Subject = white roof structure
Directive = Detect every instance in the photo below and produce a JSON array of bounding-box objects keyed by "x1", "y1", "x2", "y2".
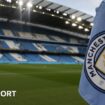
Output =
[{"x1": 48, "y1": 0, "x2": 102, "y2": 16}]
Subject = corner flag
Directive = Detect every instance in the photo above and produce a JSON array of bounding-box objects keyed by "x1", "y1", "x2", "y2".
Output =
[{"x1": 79, "y1": 1, "x2": 105, "y2": 105}]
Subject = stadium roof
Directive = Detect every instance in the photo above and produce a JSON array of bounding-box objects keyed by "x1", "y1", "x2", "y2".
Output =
[
  {"x1": 32, "y1": 0, "x2": 94, "y2": 22},
  {"x1": 0, "y1": 0, "x2": 95, "y2": 35},
  {"x1": 47, "y1": 0, "x2": 102, "y2": 16},
  {"x1": 0, "y1": 0, "x2": 94, "y2": 22}
]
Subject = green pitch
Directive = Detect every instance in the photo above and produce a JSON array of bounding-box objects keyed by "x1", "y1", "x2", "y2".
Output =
[{"x1": 0, "y1": 64, "x2": 87, "y2": 105}]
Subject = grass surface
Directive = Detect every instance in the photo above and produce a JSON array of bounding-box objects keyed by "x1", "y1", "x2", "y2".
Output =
[{"x1": 0, "y1": 64, "x2": 87, "y2": 105}]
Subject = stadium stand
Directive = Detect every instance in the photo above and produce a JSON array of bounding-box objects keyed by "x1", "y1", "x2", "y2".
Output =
[{"x1": 0, "y1": 21, "x2": 87, "y2": 64}]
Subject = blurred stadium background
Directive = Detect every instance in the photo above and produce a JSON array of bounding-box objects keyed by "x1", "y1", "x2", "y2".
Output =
[{"x1": 0, "y1": 0, "x2": 94, "y2": 105}]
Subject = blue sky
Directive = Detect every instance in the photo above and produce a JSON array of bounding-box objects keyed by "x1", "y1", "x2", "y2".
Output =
[{"x1": 48, "y1": 0, "x2": 102, "y2": 16}]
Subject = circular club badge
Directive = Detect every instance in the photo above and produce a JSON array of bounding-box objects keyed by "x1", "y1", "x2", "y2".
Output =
[{"x1": 85, "y1": 32, "x2": 105, "y2": 92}]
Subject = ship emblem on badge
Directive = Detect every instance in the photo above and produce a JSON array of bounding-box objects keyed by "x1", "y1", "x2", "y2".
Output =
[{"x1": 85, "y1": 32, "x2": 105, "y2": 93}]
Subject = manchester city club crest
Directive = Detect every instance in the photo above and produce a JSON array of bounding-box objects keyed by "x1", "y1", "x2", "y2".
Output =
[{"x1": 85, "y1": 31, "x2": 105, "y2": 93}]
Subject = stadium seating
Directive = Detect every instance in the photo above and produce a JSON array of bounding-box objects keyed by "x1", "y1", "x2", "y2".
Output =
[{"x1": 0, "y1": 21, "x2": 87, "y2": 64}]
